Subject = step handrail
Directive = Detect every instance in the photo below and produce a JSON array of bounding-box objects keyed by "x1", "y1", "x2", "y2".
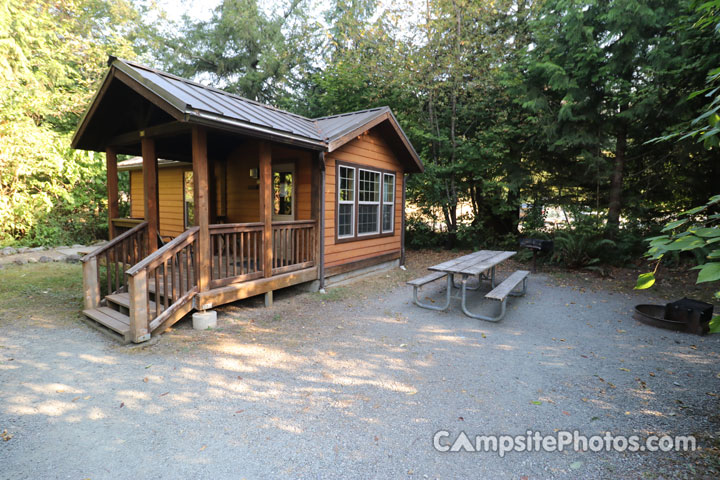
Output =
[
  {"x1": 125, "y1": 226, "x2": 200, "y2": 343},
  {"x1": 81, "y1": 221, "x2": 148, "y2": 263},
  {"x1": 126, "y1": 226, "x2": 199, "y2": 276}
]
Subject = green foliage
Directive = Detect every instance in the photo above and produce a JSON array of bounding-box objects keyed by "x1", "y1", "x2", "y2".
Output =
[
  {"x1": 522, "y1": 0, "x2": 720, "y2": 229},
  {"x1": 551, "y1": 228, "x2": 617, "y2": 272},
  {"x1": 0, "y1": 0, "x2": 142, "y2": 247},
  {"x1": 405, "y1": 215, "x2": 444, "y2": 250},
  {"x1": 147, "y1": 0, "x2": 319, "y2": 105},
  {"x1": 636, "y1": 194, "x2": 720, "y2": 298}
]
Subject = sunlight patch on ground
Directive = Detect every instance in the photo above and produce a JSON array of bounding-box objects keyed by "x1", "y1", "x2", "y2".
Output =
[{"x1": 78, "y1": 353, "x2": 117, "y2": 365}]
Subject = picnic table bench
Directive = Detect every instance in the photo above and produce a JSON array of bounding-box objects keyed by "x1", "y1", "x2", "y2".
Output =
[{"x1": 408, "y1": 250, "x2": 529, "y2": 322}]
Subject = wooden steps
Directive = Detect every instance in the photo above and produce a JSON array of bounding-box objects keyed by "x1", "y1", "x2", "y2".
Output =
[
  {"x1": 105, "y1": 292, "x2": 162, "y2": 314},
  {"x1": 83, "y1": 292, "x2": 167, "y2": 343},
  {"x1": 82, "y1": 306, "x2": 131, "y2": 343}
]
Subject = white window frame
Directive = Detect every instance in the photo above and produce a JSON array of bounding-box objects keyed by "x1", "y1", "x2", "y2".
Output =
[
  {"x1": 337, "y1": 165, "x2": 355, "y2": 238},
  {"x1": 357, "y1": 168, "x2": 381, "y2": 236},
  {"x1": 382, "y1": 173, "x2": 395, "y2": 233}
]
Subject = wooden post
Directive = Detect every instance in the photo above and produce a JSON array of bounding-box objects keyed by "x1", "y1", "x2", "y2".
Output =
[
  {"x1": 192, "y1": 126, "x2": 211, "y2": 293},
  {"x1": 82, "y1": 257, "x2": 100, "y2": 310},
  {"x1": 128, "y1": 270, "x2": 150, "y2": 343},
  {"x1": 106, "y1": 147, "x2": 119, "y2": 239},
  {"x1": 259, "y1": 141, "x2": 273, "y2": 279},
  {"x1": 313, "y1": 152, "x2": 326, "y2": 288},
  {"x1": 401, "y1": 173, "x2": 406, "y2": 266},
  {"x1": 141, "y1": 137, "x2": 159, "y2": 253}
]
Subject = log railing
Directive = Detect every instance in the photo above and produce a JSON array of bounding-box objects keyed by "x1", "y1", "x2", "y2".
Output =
[
  {"x1": 271, "y1": 220, "x2": 316, "y2": 275},
  {"x1": 81, "y1": 222, "x2": 148, "y2": 310},
  {"x1": 209, "y1": 223, "x2": 264, "y2": 288},
  {"x1": 125, "y1": 227, "x2": 199, "y2": 342}
]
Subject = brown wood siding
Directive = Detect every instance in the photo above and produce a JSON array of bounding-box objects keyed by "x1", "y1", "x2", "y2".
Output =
[
  {"x1": 130, "y1": 170, "x2": 144, "y2": 218},
  {"x1": 324, "y1": 129, "x2": 404, "y2": 269},
  {"x1": 225, "y1": 142, "x2": 260, "y2": 223},
  {"x1": 129, "y1": 168, "x2": 185, "y2": 238},
  {"x1": 127, "y1": 141, "x2": 314, "y2": 241}
]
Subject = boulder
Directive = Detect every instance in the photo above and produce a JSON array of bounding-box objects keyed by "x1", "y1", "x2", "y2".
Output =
[
  {"x1": 1, "y1": 247, "x2": 17, "y2": 256},
  {"x1": 17, "y1": 247, "x2": 30, "y2": 254},
  {"x1": 14, "y1": 258, "x2": 27, "y2": 265},
  {"x1": 38, "y1": 256, "x2": 53, "y2": 263},
  {"x1": 27, "y1": 257, "x2": 38, "y2": 264},
  {"x1": 65, "y1": 254, "x2": 82, "y2": 263}
]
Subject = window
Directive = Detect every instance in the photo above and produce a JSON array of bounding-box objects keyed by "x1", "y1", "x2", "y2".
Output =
[
  {"x1": 336, "y1": 163, "x2": 396, "y2": 240},
  {"x1": 358, "y1": 169, "x2": 380, "y2": 235},
  {"x1": 338, "y1": 166, "x2": 355, "y2": 238},
  {"x1": 382, "y1": 173, "x2": 395, "y2": 233},
  {"x1": 183, "y1": 170, "x2": 195, "y2": 228},
  {"x1": 273, "y1": 166, "x2": 294, "y2": 220}
]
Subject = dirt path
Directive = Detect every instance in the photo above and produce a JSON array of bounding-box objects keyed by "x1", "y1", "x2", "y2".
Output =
[{"x1": 1, "y1": 255, "x2": 719, "y2": 479}]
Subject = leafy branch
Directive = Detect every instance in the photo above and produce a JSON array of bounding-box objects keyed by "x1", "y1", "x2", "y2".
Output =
[{"x1": 635, "y1": 194, "x2": 720, "y2": 299}]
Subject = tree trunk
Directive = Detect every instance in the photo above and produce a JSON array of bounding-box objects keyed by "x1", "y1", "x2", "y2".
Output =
[{"x1": 607, "y1": 123, "x2": 627, "y2": 234}]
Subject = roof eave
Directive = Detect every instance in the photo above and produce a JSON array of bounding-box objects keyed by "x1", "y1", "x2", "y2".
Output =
[
  {"x1": 185, "y1": 110, "x2": 327, "y2": 150},
  {"x1": 325, "y1": 110, "x2": 424, "y2": 173}
]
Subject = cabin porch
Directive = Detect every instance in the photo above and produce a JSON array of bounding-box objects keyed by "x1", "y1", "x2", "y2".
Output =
[
  {"x1": 81, "y1": 219, "x2": 318, "y2": 343},
  {"x1": 81, "y1": 121, "x2": 325, "y2": 343}
]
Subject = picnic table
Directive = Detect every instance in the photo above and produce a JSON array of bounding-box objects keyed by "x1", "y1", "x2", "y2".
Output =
[{"x1": 408, "y1": 250, "x2": 529, "y2": 322}]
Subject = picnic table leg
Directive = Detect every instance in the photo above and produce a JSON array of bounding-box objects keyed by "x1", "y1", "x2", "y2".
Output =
[
  {"x1": 460, "y1": 275, "x2": 507, "y2": 322},
  {"x1": 490, "y1": 267, "x2": 496, "y2": 288},
  {"x1": 412, "y1": 274, "x2": 452, "y2": 311},
  {"x1": 451, "y1": 273, "x2": 480, "y2": 291},
  {"x1": 508, "y1": 277, "x2": 528, "y2": 297}
]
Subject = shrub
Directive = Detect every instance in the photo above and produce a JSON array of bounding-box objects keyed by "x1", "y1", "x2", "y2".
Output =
[{"x1": 405, "y1": 214, "x2": 444, "y2": 249}]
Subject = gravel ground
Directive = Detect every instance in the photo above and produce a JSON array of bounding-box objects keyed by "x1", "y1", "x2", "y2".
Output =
[{"x1": 1, "y1": 259, "x2": 719, "y2": 479}]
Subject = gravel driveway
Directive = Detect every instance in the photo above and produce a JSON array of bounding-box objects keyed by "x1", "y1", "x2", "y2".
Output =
[{"x1": 1, "y1": 261, "x2": 719, "y2": 479}]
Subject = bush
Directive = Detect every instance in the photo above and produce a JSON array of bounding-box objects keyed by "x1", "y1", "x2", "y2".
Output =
[
  {"x1": 551, "y1": 228, "x2": 616, "y2": 271},
  {"x1": 405, "y1": 214, "x2": 444, "y2": 249}
]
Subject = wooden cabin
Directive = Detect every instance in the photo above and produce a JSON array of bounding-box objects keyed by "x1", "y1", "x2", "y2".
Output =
[{"x1": 72, "y1": 57, "x2": 423, "y2": 343}]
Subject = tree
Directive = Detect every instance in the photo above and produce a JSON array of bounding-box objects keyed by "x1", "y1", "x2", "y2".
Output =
[
  {"x1": 148, "y1": 0, "x2": 318, "y2": 104},
  {"x1": 0, "y1": 0, "x2": 142, "y2": 245},
  {"x1": 522, "y1": 0, "x2": 720, "y2": 234}
]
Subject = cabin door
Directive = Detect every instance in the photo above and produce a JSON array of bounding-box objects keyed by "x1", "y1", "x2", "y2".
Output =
[{"x1": 272, "y1": 163, "x2": 295, "y2": 221}]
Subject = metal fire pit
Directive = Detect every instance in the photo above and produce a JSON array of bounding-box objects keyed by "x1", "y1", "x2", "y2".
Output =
[
  {"x1": 634, "y1": 299, "x2": 712, "y2": 336},
  {"x1": 519, "y1": 238, "x2": 554, "y2": 272}
]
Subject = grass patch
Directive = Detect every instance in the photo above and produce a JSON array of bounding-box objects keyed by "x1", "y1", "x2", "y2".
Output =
[{"x1": 0, "y1": 263, "x2": 83, "y2": 322}]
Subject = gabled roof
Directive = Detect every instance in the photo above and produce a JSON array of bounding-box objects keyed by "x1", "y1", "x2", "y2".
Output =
[{"x1": 72, "y1": 57, "x2": 423, "y2": 172}]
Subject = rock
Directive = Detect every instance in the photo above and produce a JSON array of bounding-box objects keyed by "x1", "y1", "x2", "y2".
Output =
[
  {"x1": 30, "y1": 246, "x2": 45, "y2": 252},
  {"x1": 27, "y1": 257, "x2": 38, "y2": 264},
  {"x1": 38, "y1": 256, "x2": 53, "y2": 263},
  {"x1": 1, "y1": 247, "x2": 17, "y2": 256},
  {"x1": 65, "y1": 254, "x2": 81, "y2": 263},
  {"x1": 17, "y1": 247, "x2": 30, "y2": 254},
  {"x1": 71, "y1": 244, "x2": 84, "y2": 249},
  {"x1": 14, "y1": 258, "x2": 27, "y2": 265}
]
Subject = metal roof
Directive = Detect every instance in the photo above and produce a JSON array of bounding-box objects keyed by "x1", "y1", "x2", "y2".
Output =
[
  {"x1": 315, "y1": 107, "x2": 391, "y2": 141},
  {"x1": 73, "y1": 57, "x2": 423, "y2": 172}
]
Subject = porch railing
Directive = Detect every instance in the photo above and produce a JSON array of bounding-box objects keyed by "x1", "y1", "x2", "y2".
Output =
[
  {"x1": 209, "y1": 223, "x2": 264, "y2": 288},
  {"x1": 271, "y1": 220, "x2": 316, "y2": 275},
  {"x1": 125, "y1": 226, "x2": 199, "y2": 342},
  {"x1": 81, "y1": 221, "x2": 148, "y2": 309}
]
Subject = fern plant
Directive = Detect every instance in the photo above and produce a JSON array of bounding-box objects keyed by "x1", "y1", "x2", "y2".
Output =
[{"x1": 551, "y1": 229, "x2": 617, "y2": 273}]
